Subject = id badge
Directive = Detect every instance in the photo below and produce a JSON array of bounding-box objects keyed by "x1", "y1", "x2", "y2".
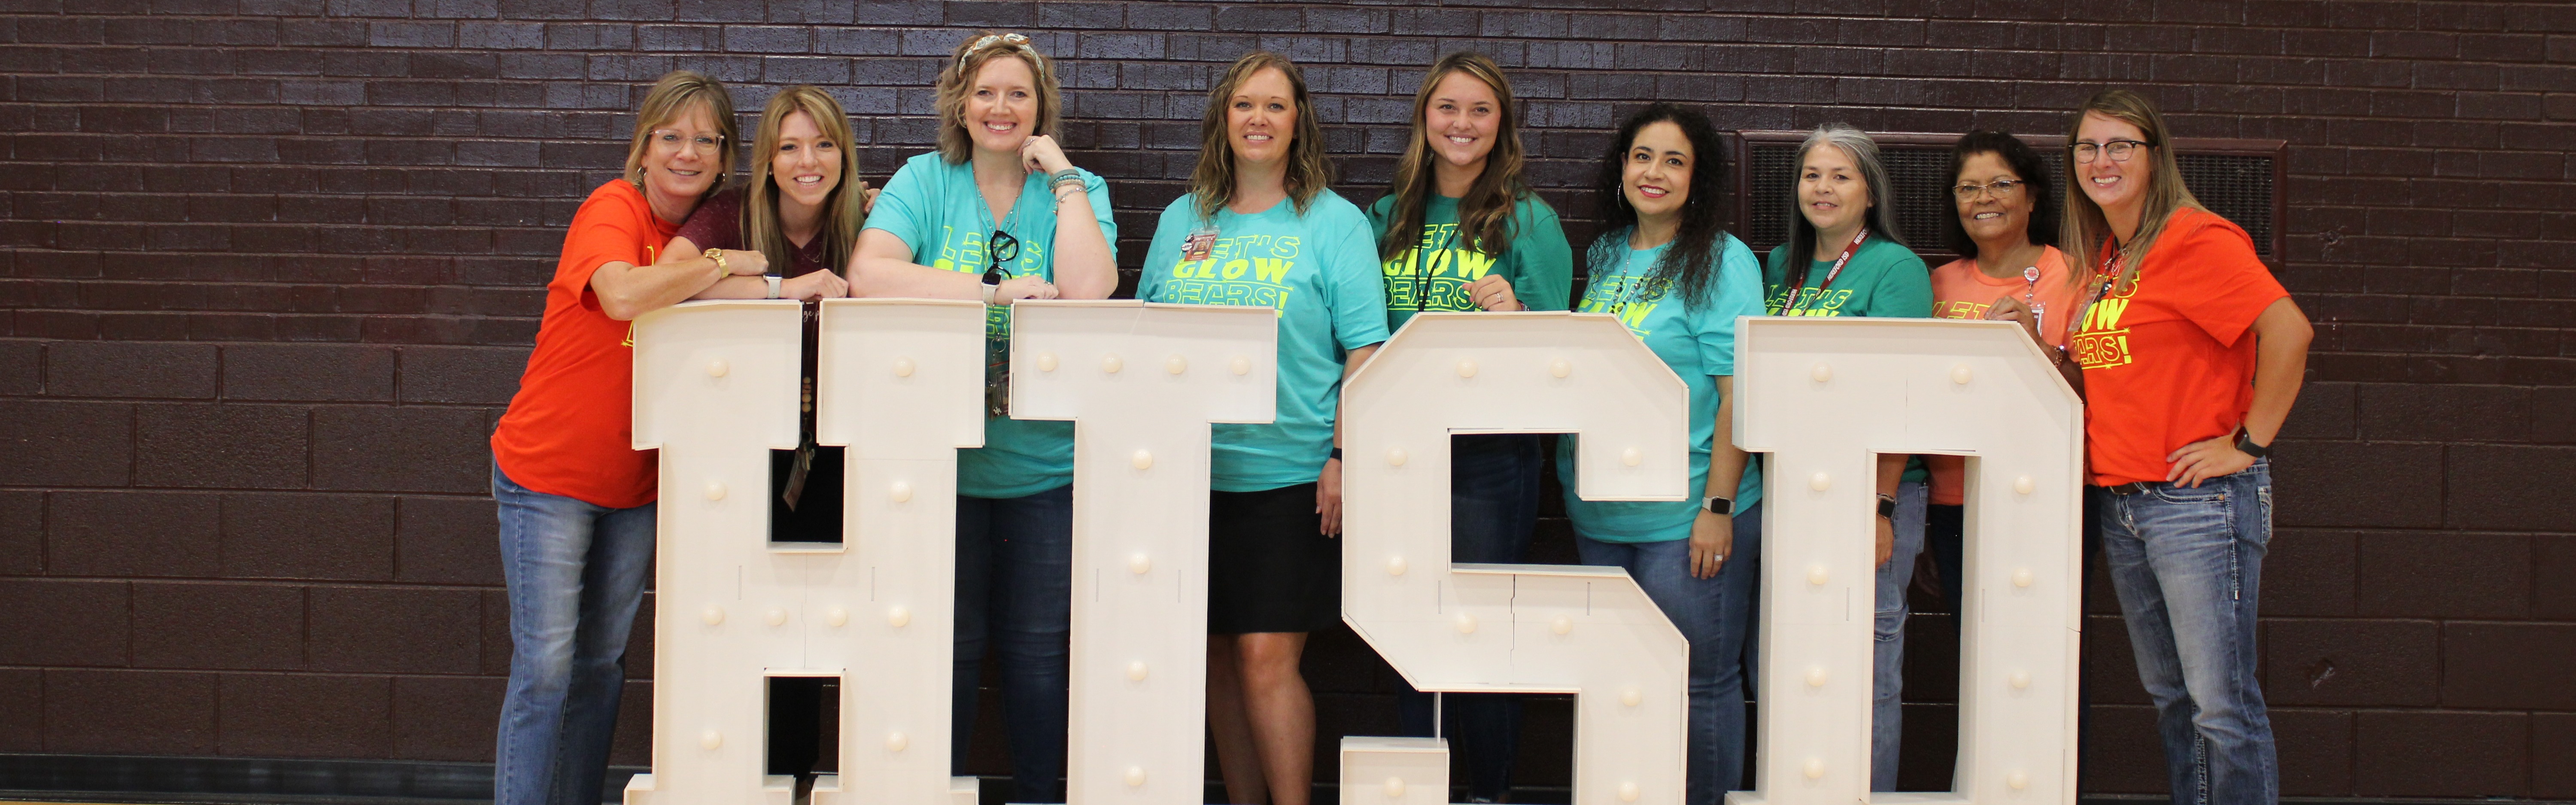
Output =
[{"x1": 1181, "y1": 226, "x2": 1218, "y2": 264}]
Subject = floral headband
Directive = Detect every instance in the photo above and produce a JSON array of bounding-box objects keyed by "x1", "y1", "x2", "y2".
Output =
[{"x1": 958, "y1": 33, "x2": 1046, "y2": 78}]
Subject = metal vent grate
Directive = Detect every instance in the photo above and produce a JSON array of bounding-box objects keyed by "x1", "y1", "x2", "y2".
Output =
[{"x1": 1740, "y1": 134, "x2": 2281, "y2": 265}]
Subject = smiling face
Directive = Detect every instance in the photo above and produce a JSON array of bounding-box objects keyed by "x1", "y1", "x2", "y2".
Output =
[
  {"x1": 1227, "y1": 67, "x2": 1297, "y2": 167},
  {"x1": 1797, "y1": 142, "x2": 1870, "y2": 235},
  {"x1": 1422, "y1": 70, "x2": 1500, "y2": 175},
  {"x1": 1620, "y1": 120, "x2": 1693, "y2": 222},
  {"x1": 1953, "y1": 150, "x2": 2033, "y2": 249},
  {"x1": 641, "y1": 101, "x2": 724, "y2": 205},
  {"x1": 769, "y1": 109, "x2": 842, "y2": 211},
  {"x1": 962, "y1": 55, "x2": 1039, "y2": 155},
  {"x1": 2074, "y1": 112, "x2": 2151, "y2": 219}
]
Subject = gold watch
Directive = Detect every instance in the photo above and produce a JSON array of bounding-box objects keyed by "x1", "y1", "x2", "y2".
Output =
[{"x1": 705, "y1": 247, "x2": 727, "y2": 272}]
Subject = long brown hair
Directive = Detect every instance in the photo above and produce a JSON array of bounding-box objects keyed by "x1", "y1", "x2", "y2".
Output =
[
  {"x1": 2061, "y1": 89, "x2": 2205, "y2": 292},
  {"x1": 1188, "y1": 52, "x2": 1331, "y2": 221},
  {"x1": 623, "y1": 70, "x2": 738, "y2": 191},
  {"x1": 933, "y1": 31, "x2": 1061, "y2": 165},
  {"x1": 741, "y1": 86, "x2": 865, "y2": 275},
  {"x1": 1379, "y1": 51, "x2": 1525, "y2": 262}
]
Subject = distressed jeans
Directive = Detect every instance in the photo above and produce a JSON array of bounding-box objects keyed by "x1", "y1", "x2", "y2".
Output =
[
  {"x1": 2098, "y1": 462, "x2": 2278, "y2": 805},
  {"x1": 492, "y1": 462, "x2": 657, "y2": 805},
  {"x1": 1870, "y1": 481, "x2": 1929, "y2": 790},
  {"x1": 1577, "y1": 500, "x2": 1763, "y2": 804}
]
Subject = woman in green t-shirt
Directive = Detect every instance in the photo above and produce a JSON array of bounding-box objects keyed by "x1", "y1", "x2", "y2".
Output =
[
  {"x1": 1761, "y1": 123, "x2": 1934, "y2": 791},
  {"x1": 1361, "y1": 50, "x2": 1572, "y2": 803},
  {"x1": 846, "y1": 30, "x2": 1119, "y2": 805}
]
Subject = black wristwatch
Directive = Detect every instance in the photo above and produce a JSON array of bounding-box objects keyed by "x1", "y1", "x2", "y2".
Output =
[
  {"x1": 2233, "y1": 429, "x2": 2271, "y2": 459},
  {"x1": 1328, "y1": 447, "x2": 1343, "y2": 462},
  {"x1": 1701, "y1": 495, "x2": 1733, "y2": 516},
  {"x1": 1876, "y1": 493, "x2": 1898, "y2": 520}
]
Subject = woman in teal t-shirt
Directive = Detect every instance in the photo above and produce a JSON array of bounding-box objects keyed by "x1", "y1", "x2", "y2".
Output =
[
  {"x1": 1761, "y1": 123, "x2": 1934, "y2": 791},
  {"x1": 1136, "y1": 52, "x2": 1388, "y2": 805},
  {"x1": 1360, "y1": 50, "x2": 1571, "y2": 802},
  {"x1": 845, "y1": 31, "x2": 1116, "y2": 804},
  {"x1": 1559, "y1": 103, "x2": 1766, "y2": 805}
]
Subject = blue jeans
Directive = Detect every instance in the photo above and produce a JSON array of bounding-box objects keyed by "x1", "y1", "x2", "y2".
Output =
[
  {"x1": 1871, "y1": 481, "x2": 1929, "y2": 790},
  {"x1": 492, "y1": 462, "x2": 657, "y2": 805},
  {"x1": 2098, "y1": 462, "x2": 2278, "y2": 805},
  {"x1": 1397, "y1": 434, "x2": 1542, "y2": 800},
  {"x1": 1576, "y1": 501, "x2": 1762, "y2": 805},
  {"x1": 952, "y1": 484, "x2": 1075, "y2": 803}
]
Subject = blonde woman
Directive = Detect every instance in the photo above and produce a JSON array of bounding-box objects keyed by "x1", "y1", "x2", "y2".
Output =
[
  {"x1": 849, "y1": 31, "x2": 1116, "y2": 803},
  {"x1": 1365, "y1": 49, "x2": 1571, "y2": 802},
  {"x1": 488, "y1": 70, "x2": 740, "y2": 805},
  {"x1": 1136, "y1": 52, "x2": 1387, "y2": 805},
  {"x1": 2057, "y1": 89, "x2": 2310, "y2": 804}
]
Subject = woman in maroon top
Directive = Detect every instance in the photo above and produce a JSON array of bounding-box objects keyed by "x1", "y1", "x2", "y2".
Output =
[{"x1": 655, "y1": 85, "x2": 871, "y2": 778}]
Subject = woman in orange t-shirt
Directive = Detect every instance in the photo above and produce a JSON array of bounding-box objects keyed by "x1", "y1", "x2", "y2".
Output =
[
  {"x1": 2048, "y1": 90, "x2": 2312, "y2": 803},
  {"x1": 485, "y1": 71, "x2": 755, "y2": 805}
]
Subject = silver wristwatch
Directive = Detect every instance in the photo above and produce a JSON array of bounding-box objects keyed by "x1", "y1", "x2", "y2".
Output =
[{"x1": 1701, "y1": 495, "x2": 1733, "y2": 516}]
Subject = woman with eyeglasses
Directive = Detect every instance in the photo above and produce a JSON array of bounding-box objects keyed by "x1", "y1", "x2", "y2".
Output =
[
  {"x1": 1919, "y1": 130, "x2": 2079, "y2": 610},
  {"x1": 1760, "y1": 123, "x2": 1932, "y2": 791},
  {"x1": 1136, "y1": 52, "x2": 1388, "y2": 805},
  {"x1": 848, "y1": 30, "x2": 1118, "y2": 804},
  {"x1": 1562, "y1": 103, "x2": 1765, "y2": 803},
  {"x1": 1364, "y1": 49, "x2": 1571, "y2": 803},
  {"x1": 488, "y1": 70, "x2": 740, "y2": 805},
  {"x1": 2054, "y1": 89, "x2": 2310, "y2": 804}
]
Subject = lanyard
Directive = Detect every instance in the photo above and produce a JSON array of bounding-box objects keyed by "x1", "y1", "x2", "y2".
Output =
[
  {"x1": 2071, "y1": 240, "x2": 2123, "y2": 338},
  {"x1": 1780, "y1": 228, "x2": 1868, "y2": 313},
  {"x1": 1414, "y1": 223, "x2": 1463, "y2": 312}
]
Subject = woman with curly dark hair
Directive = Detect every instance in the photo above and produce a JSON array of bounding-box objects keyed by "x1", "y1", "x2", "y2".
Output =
[{"x1": 1558, "y1": 102, "x2": 1765, "y2": 803}]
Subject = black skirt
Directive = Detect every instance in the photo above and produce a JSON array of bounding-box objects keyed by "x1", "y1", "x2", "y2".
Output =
[{"x1": 1206, "y1": 482, "x2": 1342, "y2": 634}]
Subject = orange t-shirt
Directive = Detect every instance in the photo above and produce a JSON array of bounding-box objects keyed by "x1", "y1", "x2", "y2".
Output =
[
  {"x1": 2073, "y1": 207, "x2": 2288, "y2": 487},
  {"x1": 1926, "y1": 246, "x2": 2083, "y2": 504},
  {"x1": 490, "y1": 180, "x2": 678, "y2": 508}
]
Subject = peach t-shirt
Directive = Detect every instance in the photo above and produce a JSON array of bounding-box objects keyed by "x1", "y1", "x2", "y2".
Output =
[{"x1": 1926, "y1": 246, "x2": 2081, "y2": 506}]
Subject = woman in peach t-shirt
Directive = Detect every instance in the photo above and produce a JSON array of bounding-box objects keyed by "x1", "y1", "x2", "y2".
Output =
[{"x1": 1920, "y1": 130, "x2": 2084, "y2": 611}]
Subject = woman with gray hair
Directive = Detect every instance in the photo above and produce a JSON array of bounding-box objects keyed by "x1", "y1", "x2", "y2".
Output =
[{"x1": 1760, "y1": 122, "x2": 1933, "y2": 791}]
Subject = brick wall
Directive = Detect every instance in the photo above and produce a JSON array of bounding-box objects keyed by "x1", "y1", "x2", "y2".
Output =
[{"x1": 1, "y1": 0, "x2": 2571, "y2": 797}]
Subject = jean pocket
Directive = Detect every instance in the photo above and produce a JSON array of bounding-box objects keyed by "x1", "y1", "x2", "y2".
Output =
[{"x1": 2147, "y1": 483, "x2": 2228, "y2": 505}]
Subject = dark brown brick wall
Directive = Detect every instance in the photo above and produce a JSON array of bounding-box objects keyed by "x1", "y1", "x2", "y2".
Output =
[{"x1": 2, "y1": 0, "x2": 2570, "y2": 797}]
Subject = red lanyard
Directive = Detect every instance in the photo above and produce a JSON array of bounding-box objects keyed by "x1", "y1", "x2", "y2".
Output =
[{"x1": 1781, "y1": 228, "x2": 1868, "y2": 313}]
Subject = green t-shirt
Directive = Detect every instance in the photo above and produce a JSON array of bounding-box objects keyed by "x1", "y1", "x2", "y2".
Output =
[
  {"x1": 1137, "y1": 191, "x2": 1391, "y2": 492},
  {"x1": 1364, "y1": 191, "x2": 1574, "y2": 331},
  {"x1": 1556, "y1": 233, "x2": 1768, "y2": 544},
  {"x1": 1762, "y1": 233, "x2": 1936, "y2": 483},
  {"x1": 865, "y1": 150, "x2": 1117, "y2": 499}
]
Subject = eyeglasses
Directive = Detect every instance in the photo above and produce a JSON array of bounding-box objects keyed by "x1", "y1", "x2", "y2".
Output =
[
  {"x1": 982, "y1": 230, "x2": 1021, "y2": 285},
  {"x1": 1952, "y1": 179, "x2": 2026, "y2": 200},
  {"x1": 2071, "y1": 140, "x2": 2148, "y2": 164},
  {"x1": 651, "y1": 129, "x2": 724, "y2": 155}
]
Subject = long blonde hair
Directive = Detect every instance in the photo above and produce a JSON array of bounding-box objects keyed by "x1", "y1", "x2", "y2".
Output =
[
  {"x1": 1188, "y1": 52, "x2": 1332, "y2": 221},
  {"x1": 933, "y1": 31, "x2": 1061, "y2": 165},
  {"x1": 2061, "y1": 89, "x2": 2205, "y2": 292},
  {"x1": 623, "y1": 71, "x2": 738, "y2": 192},
  {"x1": 741, "y1": 86, "x2": 865, "y2": 275},
  {"x1": 1379, "y1": 51, "x2": 1526, "y2": 261}
]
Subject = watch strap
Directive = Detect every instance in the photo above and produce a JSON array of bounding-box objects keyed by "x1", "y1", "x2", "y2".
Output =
[
  {"x1": 1702, "y1": 495, "x2": 1734, "y2": 516},
  {"x1": 1876, "y1": 493, "x2": 1898, "y2": 520},
  {"x1": 763, "y1": 275, "x2": 781, "y2": 299},
  {"x1": 2234, "y1": 429, "x2": 2271, "y2": 459}
]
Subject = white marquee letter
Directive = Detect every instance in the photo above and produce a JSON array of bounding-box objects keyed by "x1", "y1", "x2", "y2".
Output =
[
  {"x1": 1340, "y1": 313, "x2": 1694, "y2": 805},
  {"x1": 1727, "y1": 318, "x2": 2080, "y2": 805},
  {"x1": 1006, "y1": 300, "x2": 1279, "y2": 805}
]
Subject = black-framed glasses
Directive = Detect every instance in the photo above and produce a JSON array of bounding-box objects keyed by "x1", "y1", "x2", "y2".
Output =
[
  {"x1": 982, "y1": 230, "x2": 1021, "y2": 285},
  {"x1": 2072, "y1": 140, "x2": 2148, "y2": 164},
  {"x1": 1952, "y1": 179, "x2": 2026, "y2": 200}
]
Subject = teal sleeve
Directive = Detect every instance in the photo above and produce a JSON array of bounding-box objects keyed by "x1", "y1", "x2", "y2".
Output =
[
  {"x1": 1364, "y1": 194, "x2": 1392, "y2": 249},
  {"x1": 864, "y1": 160, "x2": 935, "y2": 255},
  {"x1": 1080, "y1": 169, "x2": 1116, "y2": 246},
  {"x1": 1875, "y1": 251, "x2": 1935, "y2": 318},
  {"x1": 1695, "y1": 239, "x2": 1767, "y2": 377},
  {"x1": 1326, "y1": 213, "x2": 1392, "y2": 349},
  {"x1": 1135, "y1": 202, "x2": 1185, "y2": 301},
  {"x1": 1510, "y1": 200, "x2": 1575, "y2": 311}
]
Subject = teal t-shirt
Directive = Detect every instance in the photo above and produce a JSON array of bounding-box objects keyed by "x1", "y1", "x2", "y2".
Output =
[
  {"x1": 1364, "y1": 191, "x2": 1575, "y2": 331},
  {"x1": 1762, "y1": 233, "x2": 1935, "y2": 483},
  {"x1": 1556, "y1": 232, "x2": 1768, "y2": 544},
  {"x1": 1137, "y1": 191, "x2": 1391, "y2": 492},
  {"x1": 865, "y1": 150, "x2": 1117, "y2": 498}
]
